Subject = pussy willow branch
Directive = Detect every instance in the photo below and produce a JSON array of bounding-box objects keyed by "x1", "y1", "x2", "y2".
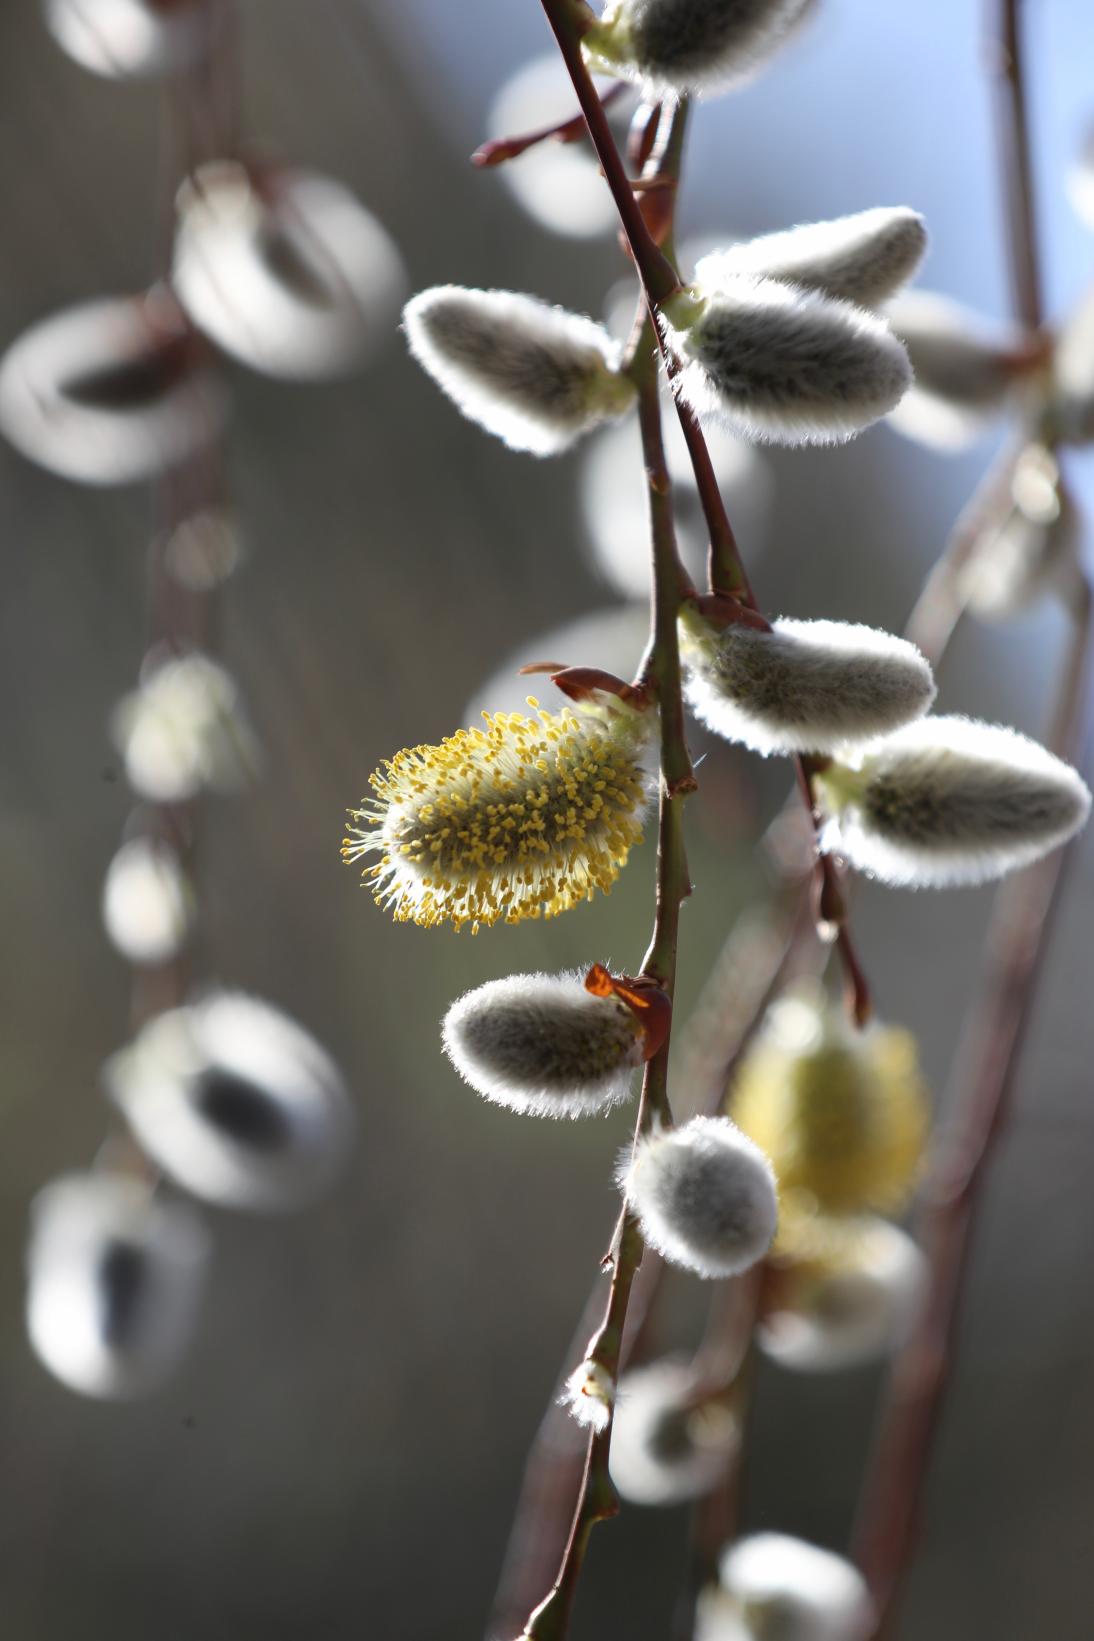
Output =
[
  {"x1": 472, "y1": 82, "x2": 627, "y2": 166},
  {"x1": 991, "y1": 0, "x2": 1043, "y2": 331},
  {"x1": 850, "y1": 5, "x2": 1067, "y2": 1622},
  {"x1": 852, "y1": 578, "x2": 1093, "y2": 1638},
  {"x1": 488, "y1": 892, "x2": 810, "y2": 1640},
  {"x1": 669, "y1": 1268, "x2": 766, "y2": 1641},
  {"x1": 538, "y1": 0, "x2": 872, "y2": 1026},
  {"x1": 129, "y1": 22, "x2": 235, "y2": 1050},
  {"x1": 517, "y1": 324, "x2": 694, "y2": 1641}
]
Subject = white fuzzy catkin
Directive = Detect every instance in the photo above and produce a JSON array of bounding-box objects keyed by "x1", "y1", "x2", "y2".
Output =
[
  {"x1": 588, "y1": 0, "x2": 812, "y2": 97},
  {"x1": 442, "y1": 970, "x2": 645, "y2": 1118},
  {"x1": 666, "y1": 276, "x2": 911, "y2": 446},
  {"x1": 696, "y1": 208, "x2": 927, "y2": 310},
  {"x1": 680, "y1": 612, "x2": 936, "y2": 756},
  {"x1": 609, "y1": 1358, "x2": 738, "y2": 1505},
  {"x1": 717, "y1": 1534, "x2": 874, "y2": 1641},
  {"x1": 402, "y1": 287, "x2": 635, "y2": 455},
  {"x1": 885, "y1": 290, "x2": 1029, "y2": 448},
  {"x1": 26, "y1": 1173, "x2": 210, "y2": 1400},
  {"x1": 620, "y1": 1116, "x2": 778, "y2": 1277},
  {"x1": 105, "y1": 993, "x2": 354, "y2": 1212},
  {"x1": 758, "y1": 1219, "x2": 926, "y2": 1373},
  {"x1": 816, "y1": 715, "x2": 1091, "y2": 889}
]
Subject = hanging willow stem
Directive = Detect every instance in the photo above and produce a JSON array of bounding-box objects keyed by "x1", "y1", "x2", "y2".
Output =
[
  {"x1": 517, "y1": 308, "x2": 694, "y2": 1641},
  {"x1": 850, "y1": 4, "x2": 1084, "y2": 1629},
  {"x1": 537, "y1": 0, "x2": 872, "y2": 1026},
  {"x1": 852, "y1": 580, "x2": 1093, "y2": 1637}
]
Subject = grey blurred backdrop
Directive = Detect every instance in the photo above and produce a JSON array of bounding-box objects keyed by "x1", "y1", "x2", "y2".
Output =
[{"x1": 3, "y1": 1, "x2": 1094, "y2": 1637}]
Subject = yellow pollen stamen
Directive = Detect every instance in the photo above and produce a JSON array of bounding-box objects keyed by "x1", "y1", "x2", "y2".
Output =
[{"x1": 342, "y1": 707, "x2": 652, "y2": 931}]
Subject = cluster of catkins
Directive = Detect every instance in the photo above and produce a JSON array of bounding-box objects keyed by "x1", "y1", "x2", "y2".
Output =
[
  {"x1": 338, "y1": 1, "x2": 1094, "y2": 1633},
  {"x1": 5, "y1": 0, "x2": 406, "y2": 1398}
]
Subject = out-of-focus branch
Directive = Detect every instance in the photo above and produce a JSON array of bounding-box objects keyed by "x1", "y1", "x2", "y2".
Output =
[{"x1": 989, "y1": 0, "x2": 1043, "y2": 331}]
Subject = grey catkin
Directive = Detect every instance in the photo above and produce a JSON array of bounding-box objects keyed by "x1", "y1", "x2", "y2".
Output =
[
  {"x1": 681, "y1": 613, "x2": 936, "y2": 755},
  {"x1": 817, "y1": 716, "x2": 1092, "y2": 888},
  {"x1": 667, "y1": 275, "x2": 912, "y2": 446},
  {"x1": 590, "y1": 0, "x2": 813, "y2": 96},
  {"x1": 402, "y1": 286, "x2": 634, "y2": 455},
  {"x1": 620, "y1": 1116, "x2": 778, "y2": 1277},
  {"x1": 442, "y1": 970, "x2": 644, "y2": 1118},
  {"x1": 696, "y1": 207, "x2": 928, "y2": 310}
]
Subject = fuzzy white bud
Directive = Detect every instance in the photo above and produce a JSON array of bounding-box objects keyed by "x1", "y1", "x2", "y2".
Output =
[
  {"x1": 587, "y1": 0, "x2": 812, "y2": 97},
  {"x1": 173, "y1": 162, "x2": 405, "y2": 380},
  {"x1": 403, "y1": 287, "x2": 635, "y2": 455},
  {"x1": 26, "y1": 1173, "x2": 210, "y2": 1400},
  {"x1": 716, "y1": 1534, "x2": 874, "y2": 1641},
  {"x1": 759, "y1": 1219, "x2": 926, "y2": 1373},
  {"x1": 561, "y1": 1358, "x2": 615, "y2": 1432},
  {"x1": 665, "y1": 277, "x2": 911, "y2": 446},
  {"x1": 620, "y1": 1116, "x2": 778, "y2": 1278},
  {"x1": 885, "y1": 290, "x2": 1031, "y2": 449},
  {"x1": 442, "y1": 970, "x2": 645, "y2": 1118},
  {"x1": 609, "y1": 1358, "x2": 738, "y2": 1505},
  {"x1": 680, "y1": 611, "x2": 936, "y2": 756},
  {"x1": 816, "y1": 715, "x2": 1091, "y2": 889},
  {"x1": 696, "y1": 208, "x2": 927, "y2": 310},
  {"x1": 104, "y1": 993, "x2": 354, "y2": 1212}
]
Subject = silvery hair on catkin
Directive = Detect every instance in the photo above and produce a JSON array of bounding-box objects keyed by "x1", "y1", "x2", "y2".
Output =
[
  {"x1": 442, "y1": 969, "x2": 645, "y2": 1118},
  {"x1": 681, "y1": 614, "x2": 937, "y2": 756},
  {"x1": 402, "y1": 286, "x2": 634, "y2": 456},
  {"x1": 696, "y1": 206, "x2": 928, "y2": 310},
  {"x1": 817, "y1": 715, "x2": 1092, "y2": 888},
  {"x1": 592, "y1": 0, "x2": 813, "y2": 96},
  {"x1": 619, "y1": 1115, "x2": 778, "y2": 1277},
  {"x1": 667, "y1": 275, "x2": 912, "y2": 446}
]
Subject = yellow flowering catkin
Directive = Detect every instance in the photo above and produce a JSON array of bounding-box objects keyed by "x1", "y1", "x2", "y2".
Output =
[
  {"x1": 342, "y1": 702, "x2": 653, "y2": 932},
  {"x1": 730, "y1": 988, "x2": 929, "y2": 1223}
]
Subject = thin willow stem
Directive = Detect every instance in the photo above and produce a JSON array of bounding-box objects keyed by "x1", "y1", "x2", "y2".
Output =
[
  {"x1": 487, "y1": 891, "x2": 810, "y2": 1640},
  {"x1": 471, "y1": 82, "x2": 627, "y2": 167},
  {"x1": 852, "y1": 581, "x2": 1092, "y2": 1637},
  {"x1": 990, "y1": 0, "x2": 1043, "y2": 331},
  {"x1": 518, "y1": 341, "x2": 692, "y2": 1641},
  {"x1": 538, "y1": 0, "x2": 872, "y2": 1026},
  {"x1": 849, "y1": 6, "x2": 1072, "y2": 1622}
]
